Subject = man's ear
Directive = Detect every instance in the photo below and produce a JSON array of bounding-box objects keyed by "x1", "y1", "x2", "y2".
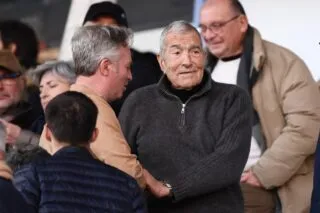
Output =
[
  {"x1": 239, "y1": 15, "x2": 249, "y2": 33},
  {"x1": 99, "y1": 58, "x2": 113, "y2": 76},
  {"x1": 89, "y1": 128, "x2": 98, "y2": 143},
  {"x1": 157, "y1": 54, "x2": 166, "y2": 74},
  {"x1": 44, "y1": 124, "x2": 52, "y2": 142},
  {"x1": 8, "y1": 43, "x2": 17, "y2": 54}
]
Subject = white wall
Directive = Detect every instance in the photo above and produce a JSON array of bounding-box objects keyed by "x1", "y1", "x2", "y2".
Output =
[
  {"x1": 132, "y1": 28, "x2": 163, "y2": 54},
  {"x1": 59, "y1": 0, "x2": 116, "y2": 61},
  {"x1": 241, "y1": 0, "x2": 320, "y2": 80}
]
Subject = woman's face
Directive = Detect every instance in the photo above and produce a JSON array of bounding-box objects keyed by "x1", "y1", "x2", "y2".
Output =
[{"x1": 39, "y1": 72, "x2": 71, "y2": 110}]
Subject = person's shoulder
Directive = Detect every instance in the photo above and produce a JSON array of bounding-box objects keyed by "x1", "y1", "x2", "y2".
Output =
[
  {"x1": 126, "y1": 84, "x2": 158, "y2": 102},
  {"x1": 90, "y1": 158, "x2": 140, "y2": 188},
  {"x1": 262, "y1": 39, "x2": 303, "y2": 63},
  {"x1": 212, "y1": 81, "x2": 249, "y2": 97}
]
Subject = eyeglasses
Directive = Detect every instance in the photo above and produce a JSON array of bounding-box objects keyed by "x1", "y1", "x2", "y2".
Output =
[
  {"x1": 0, "y1": 72, "x2": 22, "y2": 85},
  {"x1": 200, "y1": 15, "x2": 240, "y2": 34}
]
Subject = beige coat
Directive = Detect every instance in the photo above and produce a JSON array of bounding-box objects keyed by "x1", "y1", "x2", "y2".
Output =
[
  {"x1": 39, "y1": 84, "x2": 145, "y2": 188},
  {"x1": 250, "y1": 29, "x2": 320, "y2": 213}
]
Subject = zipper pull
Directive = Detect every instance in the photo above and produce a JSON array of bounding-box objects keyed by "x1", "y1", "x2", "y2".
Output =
[
  {"x1": 180, "y1": 104, "x2": 186, "y2": 126},
  {"x1": 181, "y1": 104, "x2": 185, "y2": 114}
]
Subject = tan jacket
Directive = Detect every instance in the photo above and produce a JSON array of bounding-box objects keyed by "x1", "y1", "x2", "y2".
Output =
[
  {"x1": 39, "y1": 84, "x2": 145, "y2": 188},
  {"x1": 250, "y1": 29, "x2": 320, "y2": 213}
]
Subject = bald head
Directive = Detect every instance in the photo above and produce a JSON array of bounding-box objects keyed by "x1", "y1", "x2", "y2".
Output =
[{"x1": 202, "y1": 0, "x2": 246, "y2": 16}]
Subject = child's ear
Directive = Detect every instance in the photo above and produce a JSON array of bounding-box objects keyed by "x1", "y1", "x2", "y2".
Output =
[
  {"x1": 44, "y1": 124, "x2": 52, "y2": 142},
  {"x1": 90, "y1": 128, "x2": 98, "y2": 143}
]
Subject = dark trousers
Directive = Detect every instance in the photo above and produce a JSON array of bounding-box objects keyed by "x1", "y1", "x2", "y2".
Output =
[{"x1": 241, "y1": 183, "x2": 276, "y2": 213}]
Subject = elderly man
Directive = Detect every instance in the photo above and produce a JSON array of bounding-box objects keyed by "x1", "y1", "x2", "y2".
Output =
[
  {"x1": 39, "y1": 25, "x2": 145, "y2": 188},
  {"x1": 119, "y1": 20, "x2": 252, "y2": 213},
  {"x1": 200, "y1": 1, "x2": 320, "y2": 213},
  {"x1": 0, "y1": 50, "x2": 40, "y2": 132}
]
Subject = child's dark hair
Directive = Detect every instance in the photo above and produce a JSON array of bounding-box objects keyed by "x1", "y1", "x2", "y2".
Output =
[{"x1": 45, "y1": 91, "x2": 98, "y2": 145}]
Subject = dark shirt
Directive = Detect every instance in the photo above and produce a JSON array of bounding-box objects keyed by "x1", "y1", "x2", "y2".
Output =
[{"x1": 0, "y1": 177, "x2": 34, "y2": 213}]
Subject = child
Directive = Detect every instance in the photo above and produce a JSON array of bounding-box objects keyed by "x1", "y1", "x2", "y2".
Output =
[{"x1": 13, "y1": 91, "x2": 147, "y2": 213}]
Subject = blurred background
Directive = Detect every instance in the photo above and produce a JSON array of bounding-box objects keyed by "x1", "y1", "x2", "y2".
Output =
[{"x1": 1, "y1": 0, "x2": 319, "y2": 79}]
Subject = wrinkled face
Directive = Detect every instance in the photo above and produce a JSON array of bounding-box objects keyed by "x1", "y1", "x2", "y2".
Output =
[
  {"x1": 0, "y1": 69, "x2": 24, "y2": 113},
  {"x1": 108, "y1": 46, "x2": 132, "y2": 101},
  {"x1": 39, "y1": 72, "x2": 71, "y2": 110},
  {"x1": 158, "y1": 31, "x2": 205, "y2": 90},
  {"x1": 200, "y1": 2, "x2": 248, "y2": 58}
]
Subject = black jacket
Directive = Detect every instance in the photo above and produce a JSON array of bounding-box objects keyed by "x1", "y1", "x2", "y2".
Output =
[{"x1": 0, "y1": 177, "x2": 33, "y2": 213}]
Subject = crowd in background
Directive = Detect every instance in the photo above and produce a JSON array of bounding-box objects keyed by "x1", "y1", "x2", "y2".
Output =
[{"x1": 0, "y1": 0, "x2": 319, "y2": 213}]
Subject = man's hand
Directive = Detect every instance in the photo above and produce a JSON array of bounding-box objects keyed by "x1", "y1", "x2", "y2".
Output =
[
  {"x1": 0, "y1": 118, "x2": 21, "y2": 144},
  {"x1": 241, "y1": 169, "x2": 263, "y2": 188},
  {"x1": 143, "y1": 169, "x2": 170, "y2": 198}
]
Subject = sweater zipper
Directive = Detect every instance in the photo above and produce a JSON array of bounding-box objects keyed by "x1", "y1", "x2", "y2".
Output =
[{"x1": 180, "y1": 103, "x2": 186, "y2": 127}]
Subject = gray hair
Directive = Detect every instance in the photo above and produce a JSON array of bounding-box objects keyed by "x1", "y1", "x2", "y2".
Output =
[
  {"x1": 159, "y1": 20, "x2": 203, "y2": 57},
  {"x1": 28, "y1": 61, "x2": 76, "y2": 86},
  {"x1": 71, "y1": 25, "x2": 133, "y2": 76}
]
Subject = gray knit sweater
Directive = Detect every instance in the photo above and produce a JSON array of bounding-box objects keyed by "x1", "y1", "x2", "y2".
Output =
[{"x1": 119, "y1": 72, "x2": 252, "y2": 213}]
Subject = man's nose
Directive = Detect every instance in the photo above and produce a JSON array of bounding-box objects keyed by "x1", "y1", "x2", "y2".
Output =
[
  {"x1": 182, "y1": 52, "x2": 192, "y2": 67},
  {"x1": 128, "y1": 70, "x2": 133, "y2": 81},
  {"x1": 40, "y1": 90, "x2": 48, "y2": 100}
]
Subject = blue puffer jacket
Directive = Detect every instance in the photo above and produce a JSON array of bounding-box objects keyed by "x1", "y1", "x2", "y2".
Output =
[{"x1": 13, "y1": 146, "x2": 147, "y2": 213}]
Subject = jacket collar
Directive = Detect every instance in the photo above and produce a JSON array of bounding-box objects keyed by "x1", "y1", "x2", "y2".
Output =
[
  {"x1": 157, "y1": 70, "x2": 212, "y2": 100},
  {"x1": 252, "y1": 28, "x2": 266, "y2": 72},
  {"x1": 53, "y1": 146, "x2": 92, "y2": 160}
]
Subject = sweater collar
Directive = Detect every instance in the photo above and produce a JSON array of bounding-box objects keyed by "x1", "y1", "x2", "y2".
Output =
[{"x1": 157, "y1": 70, "x2": 212, "y2": 101}]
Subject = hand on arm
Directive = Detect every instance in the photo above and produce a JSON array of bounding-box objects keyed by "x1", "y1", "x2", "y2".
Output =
[
  {"x1": 143, "y1": 169, "x2": 170, "y2": 198},
  {"x1": 241, "y1": 169, "x2": 262, "y2": 188}
]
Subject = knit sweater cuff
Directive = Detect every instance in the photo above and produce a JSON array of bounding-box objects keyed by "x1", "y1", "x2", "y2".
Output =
[{"x1": 170, "y1": 177, "x2": 191, "y2": 202}]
